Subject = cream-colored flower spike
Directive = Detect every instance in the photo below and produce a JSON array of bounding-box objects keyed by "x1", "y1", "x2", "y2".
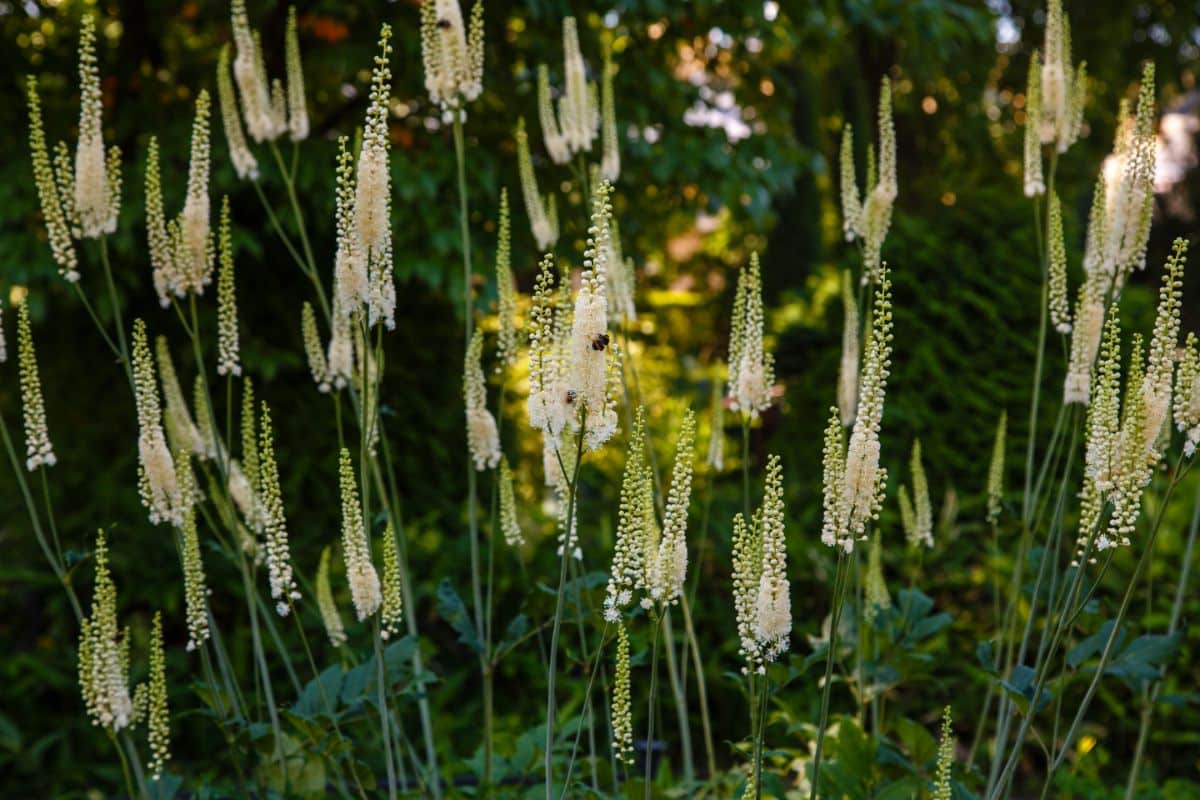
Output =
[
  {"x1": 907, "y1": 440, "x2": 933, "y2": 548},
  {"x1": 837, "y1": 270, "x2": 860, "y2": 426},
  {"x1": 132, "y1": 320, "x2": 183, "y2": 526},
  {"x1": 316, "y1": 546, "x2": 347, "y2": 647},
  {"x1": 987, "y1": 411, "x2": 1006, "y2": 525},
  {"x1": 599, "y1": 43, "x2": 620, "y2": 182},
  {"x1": 1173, "y1": 333, "x2": 1200, "y2": 455},
  {"x1": 333, "y1": 137, "x2": 368, "y2": 316},
  {"x1": 527, "y1": 254, "x2": 571, "y2": 437},
  {"x1": 569, "y1": 181, "x2": 620, "y2": 451},
  {"x1": 78, "y1": 530, "x2": 133, "y2": 732},
  {"x1": 646, "y1": 410, "x2": 697, "y2": 607},
  {"x1": 864, "y1": 531, "x2": 890, "y2": 623},
  {"x1": 259, "y1": 403, "x2": 301, "y2": 614},
  {"x1": 611, "y1": 623, "x2": 634, "y2": 764},
  {"x1": 285, "y1": 7, "x2": 309, "y2": 141},
  {"x1": 464, "y1": 329, "x2": 501, "y2": 470},
  {"x1": 862, "y1": 78, "x2": 897, "y2": 283},
  {"x1": 354, "y1": 26, "x2": 397, "y2": 330},
  {"x1": 420, "y1": 0, "x2": 484, "y2": 121},
  {"x1": 498, "y1": 457, "x2": 524, "y2": 547},
  {"x1": 380, "y1": 525, "x2": 405, "y2": 639},
  {"x1": 179, "y1": 90, "x2": 215, "y2": 295},
  {"x1": 727, "y1": 253, "x2": 775, "y2": 418},
  {"x1": 539, "y1": 18, "x2": 598, "y2": 164},
  {"x1": 339, "y1": 448, "x2": 382, "y2": 621},
  {"x1": 217, "y1": 44, "x2": 259, "y2": 180},
  {"x1": 1047, "y1": 192, "x2": 1072, "y2": 333},
  {"x1": 146, "y1": 611, "x2": 171, "y2": 780},
  {"x1": 301, "y1": 302, "x2": 331, "y2": 392},
  {"x1": 216, "y1": 197, "x2": 241, "y2": 376},
  {"x1": 1023, "y1": 54, "x2": 1045, "y2": 197},
  {"x1": 26, "y1": 76, "x2": 79, "y2": 279},
  {"x1": 0, "y1": 301, "x2": 7, "y2": 364},
  {"x1": 823, "y1": 265, "x2": 894, "y2": 552},
  {"x1": 16, "y1": 300, "x2": 56, "y2": 471},
  {"x1": 1038, "y1": 0, "x2": 1086, "y2": 154},
  {"x1": 840, "y1": 125, "x2": 863, "y2": 240},
  {"x1": 74, "y1": 14, "x2": 119, "y2": 239},
  {"x1": 156, "y1": 336, "x2": 205, "y2": 457},
  {"x1": 230, "y1": 0, "x2": 282, "y2": 143},
  {"x1": 494, "y1": 189, "x2": 519, "y2": 372},
  {"x1": 604, "y1": 407, "x2": 648, "y2": 621},
  {"x1": 178, "y1": 489, "x2": 212, "y2": 653},
  {"x1": 706, "y1": 376, "x2": 726, "y2": 472},
  {"x1": 516, "y1": 118, "x2": 559, "y2": 250},
  {"x1": 752, "y1": 454, "x2": 790, "y2": 666}
]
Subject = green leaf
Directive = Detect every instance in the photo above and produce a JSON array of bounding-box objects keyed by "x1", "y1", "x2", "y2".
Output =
[
  {"x1": 908, "y1": 612, "x2": 952, "y2": 641},
  {"x1": 894, "y1": 715, "x2": 938, "y2": 767},
  {"x1": 1106, "y1": 632, "x2": 1183, "y2": 681},
  {"x1": 877, "y1": 777, "x2": 925, "y2": 800},
  {"x1": 293, "y1": 665, "x2": 344, "y2": 716},
  {"x1": 437, "y1": 577, "x2": 485, "y2": 655},
  {"x1": 976, "y1": 640, "x2": 997, "y2": 674},
  {"x1": 1067, "y1": 620, "x2": 1119, "y2": 669},
  {"x1": 1001, "y1": 665, "x2": 1050, "y2": 715}
]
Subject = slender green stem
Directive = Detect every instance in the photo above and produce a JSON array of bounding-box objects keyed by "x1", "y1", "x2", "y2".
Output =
[
  {"x1": 373, "y1": 620, "x2": 400, "y2": 800},
  {"x1": 680, "y1": 594, "x2": 718, "y2": 779},
  {"x1": 545, "y1": 416, "x2": 587, "y2": 799},
  {"x1": 645, "y1": 611, "x2": 663, "y2": 800},
  {"x1": 240, "y1": 556, "x2": 287, "y2": 790},
  {"x1": 741, "y1": 419, "x2": 752, "y2": 521},
  {"x1": 108, "y1": 730, "x2": 139, "y2": 799},
  {"x1": 810, "y1": 551, "x2": 850, "y2": 799},
  {"x1": 753, "y1": 668, "x2": 770, "y2": 800},
  {"x1": 661, "y1": 609, "x2": 695, "y2": 787},
  {"x1": 562, "y1": 624, "x2": 614, "y2": 795},
  {"x1": 98, "y1": 236, "x2": 133, "y2": 387}
]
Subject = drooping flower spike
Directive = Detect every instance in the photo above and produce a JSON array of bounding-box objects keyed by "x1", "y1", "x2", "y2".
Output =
[
  {"x1": 420, "y1": 0, "x2": 485, "y2": 121},
  {"x1": 16, "y1": 299, "x2": 56, "y2": 471}
]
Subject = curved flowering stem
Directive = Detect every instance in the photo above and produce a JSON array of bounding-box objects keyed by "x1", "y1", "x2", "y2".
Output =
[{"x1": 809, "y1": 549, "x2": 850, "y2": 799}]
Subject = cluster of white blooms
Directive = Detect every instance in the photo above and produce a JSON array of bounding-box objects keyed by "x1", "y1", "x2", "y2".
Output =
[
  {"x1": 420, "y1": 0, "x2": 484, "y2": 121},
  {"x1": 178, "y1": 478, "x2": 212, "y2": 653},
  {"x1": 516, "y1": 117, "x2": 560, "y2": 251},
  {"x1": 933, "y1": 707, "x2": 955, "y2": 800},
  {"x1": 1047, "y1": 192, "x2": 1072, "y2": 333},
  {"x1": 1173, "y1": 333, "x2": 1200, "y2": 455},
  {"x1": 146, "y1": 612, "x2": 171, "y2": 780},
  {"x1": 840, "y1": 125, "x2": 863, "y2": 239},
  {"x1": 24, "y1": 18, "x2": 123, "y2": 278},
  {"x1": 1065, "y1": 63, "x2": 1157, "y2": 407},
  {"x1": 1037, "y1": 0, "x2": 1086, "y2": 154},
  {"x1": 316, "y1": 546, "x2": 347, "y2": 648},
  {"x1": 1077, "y1": 239, "x2": 1187, "y2": 559},
  {"x1": 732, "y1": 455, "x2": 791, "y2": 673},
  {"x1": 301, "y1": 302, "x2": 331, "y2": 392},
  {"x1": 132, "y1": 321, "x2": 184, "y2": 526},
  {"x1": 339, "y1": 448, "x2": 382, "y2": 621},
  {"x1": 841, "y1": 79, "x2": 898, "y2": 282},
  {"x1": 16, "y1": 300, "x2": 56, "y2": 471},
  {"x1": 73, "y1": 14, "x2": 120, "y2": 239},
  {"x1": 144, "y1": 92, "x2": 215, "y2": 307},
  {"x1": 727, "y1": 253, "x2": 775, "y2": 418},
  {"x1": 498, "y1": 457, "x2": 524, "y2": 547},
  {"x1": 464, "y1": 329, "x2": 501, "y2": 470},
  {"x1": 78, "y1": 530, "x2": 134, "y2": 732},
  {"x1": 606, "y1": 219, "x2": 637, "y2": 325},
  {"x1": 155, "y1": 336, "x2": 205, "y2": 458},
  {"x1": 603, "y1": 408, "x2": 651, "y2": 620},
  {"x1": 538, "y1": 18, "x2": 599, "y2": 165},
  {"x1": 527, "y1": 183, "x2": 621, "y2": 451},
  {"x1": 611, "y1": 623, "x2": 634, "y2": 764},
  {"x1": 380, "y1": 525, "x2": 405, "y2": 639},
  {"x1": 343, "y1": 27, "x2": 397, "y2": 330},
  {"x1": 228, "y1": 0, "x2": 295, "y2": 145},
  {"x1": 216, "y1": 44, "x2": 259, "y2": 180},
  {"x1": 902, "y1": 440, "x2": 933, "y2": 549},
  {"x1": 1023, "y1": 55, "x2": 1045, "y2": 197},
  {"x1": 258, "y1": 403, "x2": 301, "y2": 614},
  {"x1": 644, "y1": 410, "x2": 696, "y2": 607},
  {"x1": 494, "y1": 190, "x2": 519, "y2": 373},
  {"x1": 216, "y1": 197, "x2": 241, "y2": 376},
  {"x1": 822, "y1": 265, "x2": 894, "y2": 552},
  {"x1": 987, "y1": 412, "x2": 1007, "y2": 525},
  {"x1": 599, "y1": 44, "x2": 620, "y2": 182},
  {"x1": 837, "y1": 270, "x2": 860, "y2": 426},
  {"x1": 1084, "y1": 64, "x2": 1156, "y2": 296},
  {"x1": 603, "y1": 408, "x2": 696, "y2": 616}
]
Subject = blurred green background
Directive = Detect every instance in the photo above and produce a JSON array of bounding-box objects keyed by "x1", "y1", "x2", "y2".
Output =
[{"x1": 1, "y1": 0, "x2": 1199, "y2": 796}]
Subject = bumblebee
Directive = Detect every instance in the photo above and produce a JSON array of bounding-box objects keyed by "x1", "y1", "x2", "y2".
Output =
[
  {"x1": 437, "y1": 18, "x2": 452, "y2": 29},
  {"x1": 591, "y1": 333, "x2": 610, "y2": 352},
  {"x1": 565, "y1": 390, "x2": 578, "y2": 404}
]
